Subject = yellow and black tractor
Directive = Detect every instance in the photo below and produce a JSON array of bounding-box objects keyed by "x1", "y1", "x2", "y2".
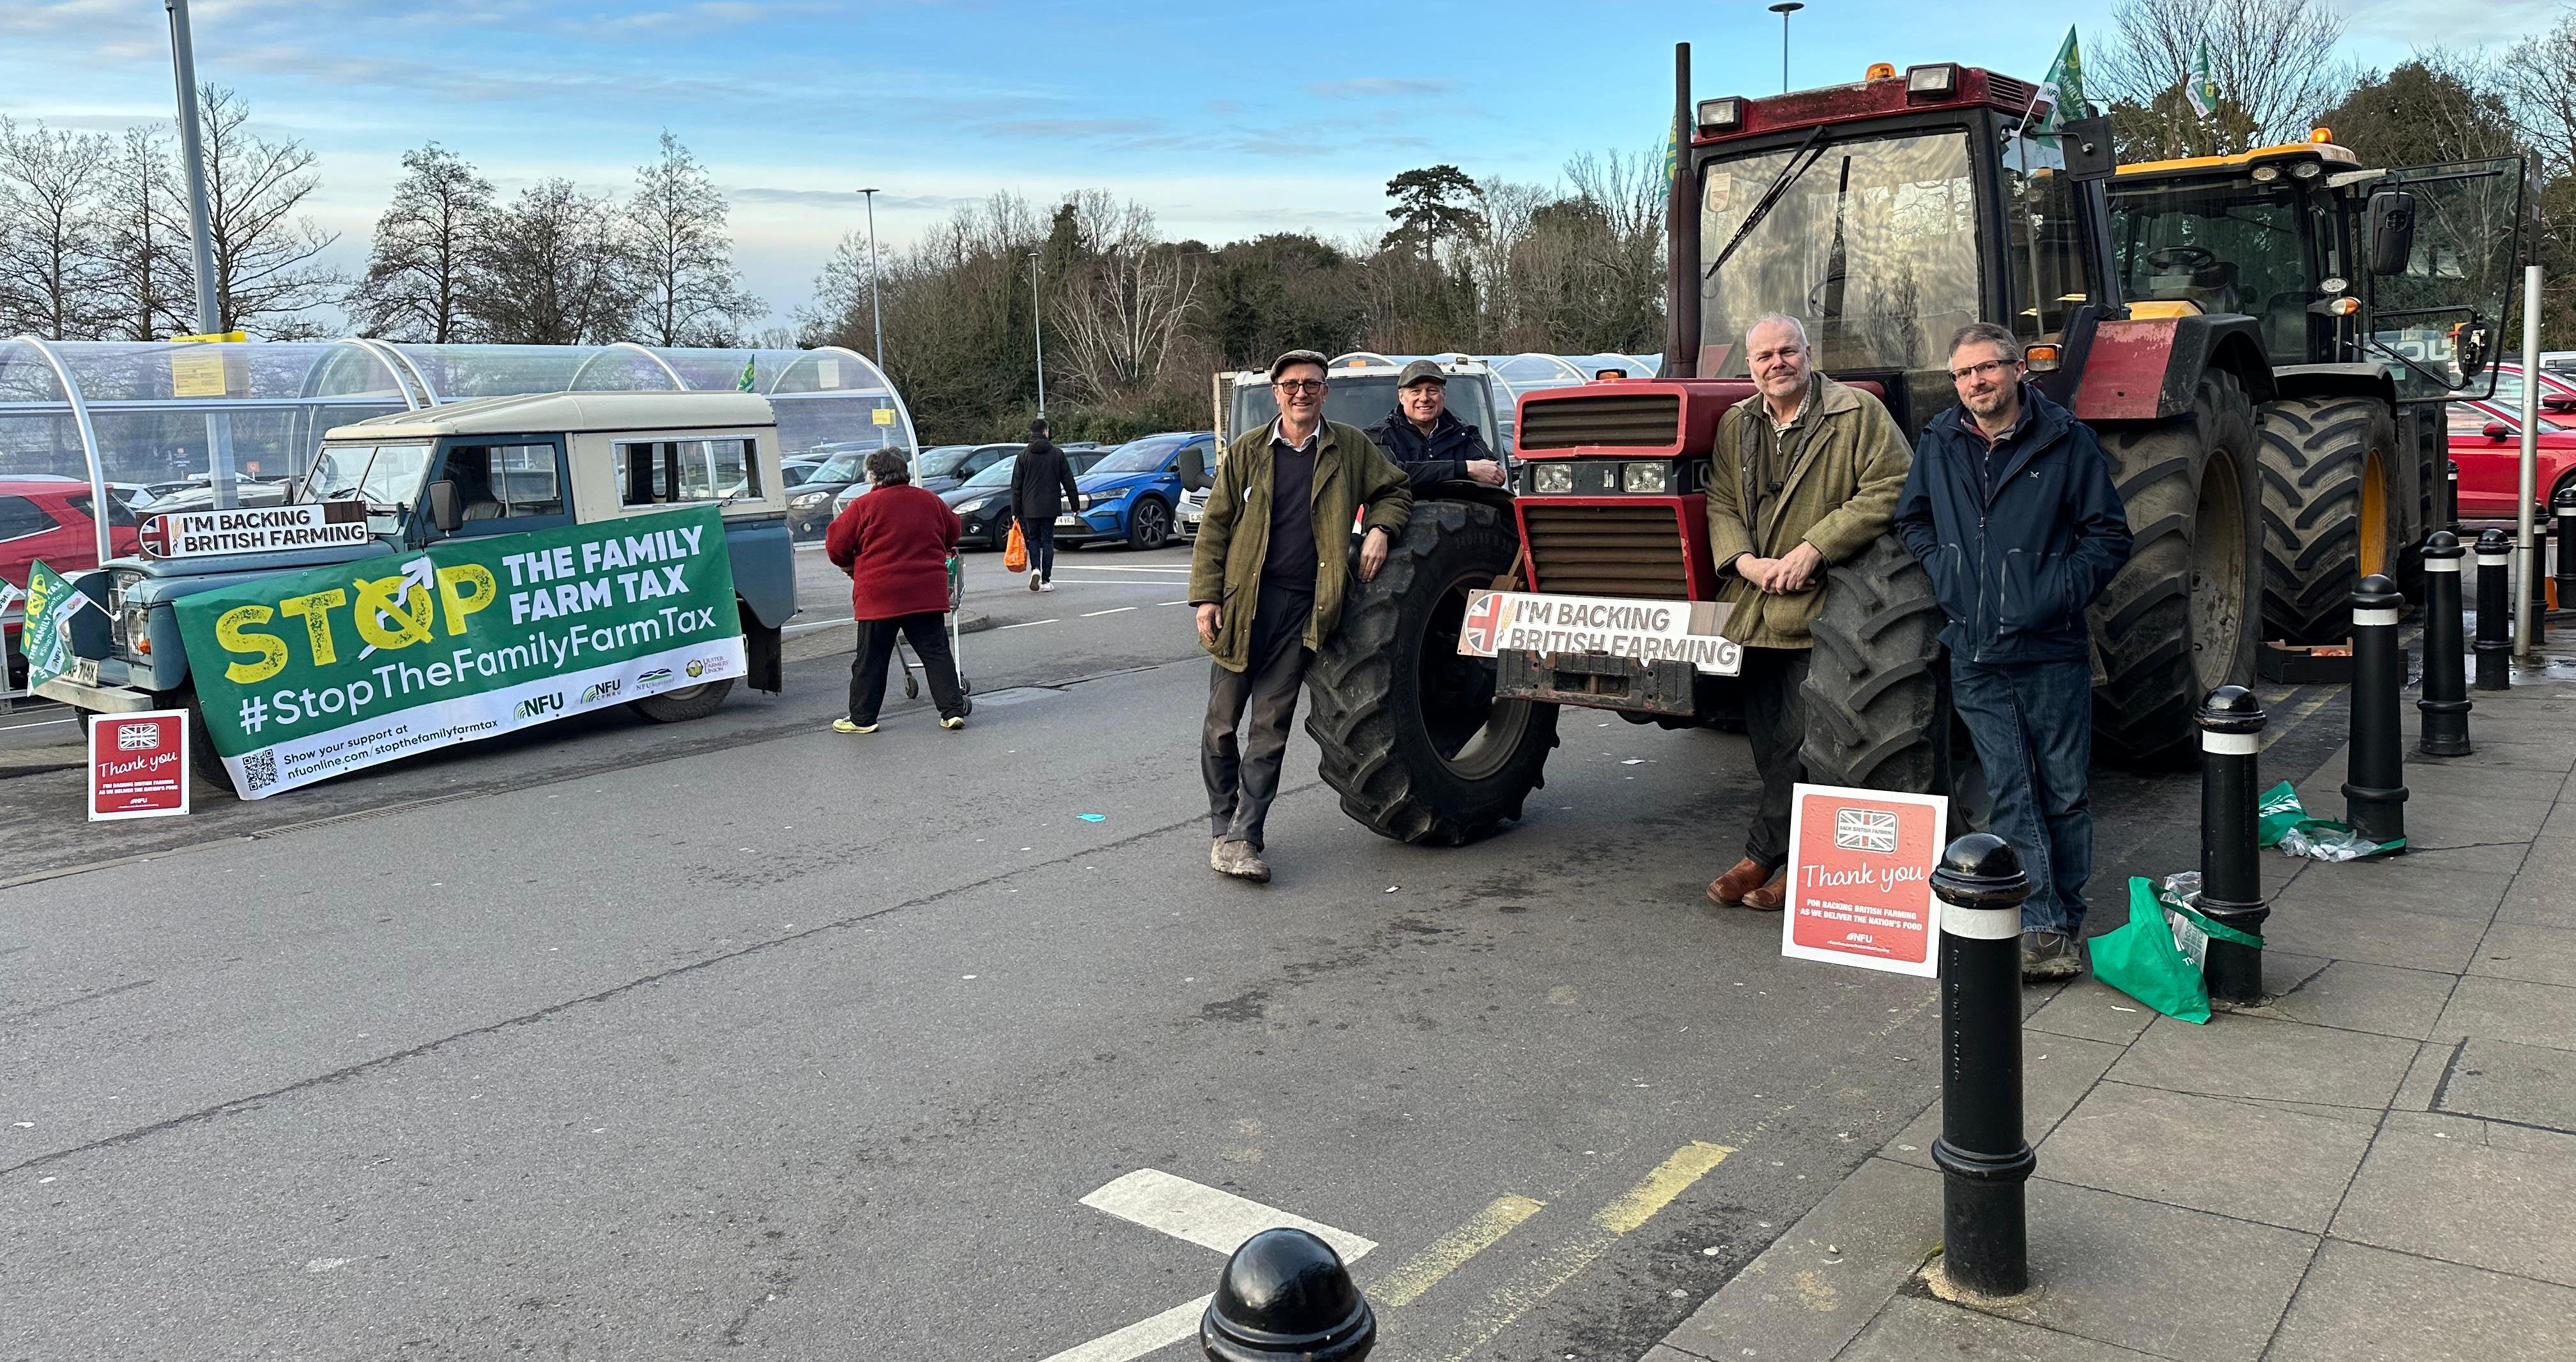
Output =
[{"x1": 2109, "y1": 135, "x2": 2526, "y2": 642}]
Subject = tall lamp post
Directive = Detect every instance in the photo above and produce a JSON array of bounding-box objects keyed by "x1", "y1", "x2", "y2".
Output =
[
  {"x1": 1028, "y1": 249, "x2": 1047, "y2": 419},
  {"x1": 166, "y1": 0, "x2": 236, "y2": 509},
  {"x1": 1768, "y1": 2, "x2": 1804, "y2": 93},
  {"x1": 854, "y1": 188, "x2": 885, "y2": 369}
]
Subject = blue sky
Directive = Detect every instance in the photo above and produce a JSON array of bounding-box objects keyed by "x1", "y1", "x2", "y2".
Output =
[{"x1": 0, "y1": 0, "x2": 2552, "y2": 330}]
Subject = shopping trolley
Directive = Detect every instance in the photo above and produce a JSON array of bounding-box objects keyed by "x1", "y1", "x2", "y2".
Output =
[{"x1": 896, "y1": 553, "x2": 972, "y2": 715}]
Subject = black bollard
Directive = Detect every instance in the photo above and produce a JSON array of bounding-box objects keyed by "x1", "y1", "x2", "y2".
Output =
[
  {"x1": 2343, "y1": 573, "x2": 2409, "y2": 848},
  {"x1": 2556, "y1": 487, "x2": 2576, "y2": 613},
  {"x1": 2528, "y1": 518, "x2": 2550, "y2": 645},
  {"x1": 1202, "y1": 1228, "x2": 1376, "y2": 1362},
  {"x1": 1929, "y1": 833, "x2": 2035, "y2": 1301},
  {"x1": 2447, "y1": 458, "x2": 2462, "y2": 535},
  {"x1": 2476, "y1": 528, "x2": 2514, "y2": 691},
  {"x1": 2196, "y1": 687, "x2": 2270, "y2": 1006},
  {"x1": 2418, "y1": 531, "x2": 2472, "y2": 758}
]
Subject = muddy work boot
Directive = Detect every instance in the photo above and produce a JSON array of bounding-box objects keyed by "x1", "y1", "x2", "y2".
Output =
[
  {"x1": 2021, "y1": 930, "x2": 2083, "y2": 982},
  {"x1": 1214, "y1": 839, "x2": 1271, "y2": 884}
]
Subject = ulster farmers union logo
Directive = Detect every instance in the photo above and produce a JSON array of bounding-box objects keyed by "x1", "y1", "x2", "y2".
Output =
[{"x1": 1834, "y1": 806, "x2": 1899, "y2": 853}]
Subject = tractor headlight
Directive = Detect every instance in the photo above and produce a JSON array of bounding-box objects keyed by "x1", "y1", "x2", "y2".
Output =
[
  {"x1": 1623, "y1": 462, "x2": 1670, "y2": 494},
  {"x1": 1533, "y1": 463, "x2": 1574, "y2": 494}
]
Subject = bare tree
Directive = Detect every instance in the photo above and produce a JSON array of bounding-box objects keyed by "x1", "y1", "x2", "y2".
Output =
[
  {"x1": 0, "y1": 116, "x2": 114, "y2": 340},
  {"x1": 2501, "y1": 12, "x2": 2576, "y2": 176},
  {"x1": 2094, "y1": 0, "x2": 2353, "y2": 158},
  {"x1": 627, "y1": 131, "x2": 763, "y2": 347},
  {"x1": 1051, "y1": 197, "x2": 1200, "y2": 403},
  {"x1": 193, "y1": 85, "x2": 342, "y2": 337},
  {"x1": 468, "y1": 179, "x2": 638, "y2": 346},
  {"x1": 98, "y1": 126, "x2": 195, "y2": 342},
  {"x1": 349, "y1": 144, "x2": 493, "y2": 342}
]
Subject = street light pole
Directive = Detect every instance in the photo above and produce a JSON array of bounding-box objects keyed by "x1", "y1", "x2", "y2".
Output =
[
  {"x1": 165, "y1": 0, "x2": 237, "y2": 508},
  {"x1": 1768, "y1": 2, "x2": 1804, "y2": 93},
  {"x1": 855, "y1": 188, "x2": 885, "y2": 369},
  {"x1": 1028, "y1": 249, "x2": 1046, "y2": 419}
]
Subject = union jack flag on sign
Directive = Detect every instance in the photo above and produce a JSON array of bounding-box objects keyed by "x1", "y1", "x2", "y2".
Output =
[
  {"x1": 1461, "y1": 592, "x2": 1512, "y2": 654},
  {"x1": 1834, "y1": 807, "x2": 1899, "y2": 853}
]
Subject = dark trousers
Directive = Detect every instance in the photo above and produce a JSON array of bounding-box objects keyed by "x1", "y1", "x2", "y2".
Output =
[
  {"x1": 1018, "y1": 515, "x2": 1059, "y2": 581},
  {"x1": 1741, "y1": 645, "x2": 1813, "y2": 871},
  {"x1": 1951, "y1": 656, "x2": 2094, "y2": 935},
  {"x1": 849, "y1": 613, "x2": 965, "y2": 724},
  {"x1": 1202, "y1": 584, "x2": 1313, "y2": 850}
]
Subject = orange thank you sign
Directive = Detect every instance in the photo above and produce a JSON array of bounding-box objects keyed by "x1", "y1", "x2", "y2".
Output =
[{"x1": 1780, "y1": 783, "x2": 1948, "y2": 978}]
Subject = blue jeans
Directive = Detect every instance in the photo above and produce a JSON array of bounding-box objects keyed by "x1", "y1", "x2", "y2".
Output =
[{"x1": 1950, "y1": 656, "x2": 2094, "y2": 935}]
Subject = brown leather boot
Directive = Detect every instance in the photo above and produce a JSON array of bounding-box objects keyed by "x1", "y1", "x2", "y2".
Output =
[
  {"x1": 1706, "y1": 857, "x2": 1769, "y2": 905},
  {"x1": 1741, "y1": 871, "x2": 1788, "y2": 912}
]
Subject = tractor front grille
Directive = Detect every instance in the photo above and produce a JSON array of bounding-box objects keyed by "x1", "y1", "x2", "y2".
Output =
[
  {"x1": 1522, "y1": 501, "x2": 1691, "y2": 599},
  {"x1": 1517, "y1": 393, "x2": 1682, "y2": 451}
]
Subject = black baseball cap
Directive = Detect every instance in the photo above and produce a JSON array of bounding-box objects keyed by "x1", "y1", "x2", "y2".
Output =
[{"x1": 1268, "y1": 349, "x2": 1330, "y2": 380}]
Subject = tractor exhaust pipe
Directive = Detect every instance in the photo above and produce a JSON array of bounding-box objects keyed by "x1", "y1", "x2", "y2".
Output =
[{"x1": 1666, "y1": 42, "x2": 1699, "y2": 379}]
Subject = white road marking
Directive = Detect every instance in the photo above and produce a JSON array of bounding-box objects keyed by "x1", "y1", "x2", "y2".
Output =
[
  {"x1": 1038, "y1": 579, "x2": 1183, "y2": 587},
  {"x1": 1040, "y1": 1169, "x2": 1376, "y2": 1362},
  {"x1": 1054, "y1": 564, "x2": 1193, "y2": 573},
  {"x1": 1080, "y1": 1168, "x2": 1377, "y2": 1262},
  {"x1": 998, "y1": 618, "x2": 1058, "y2": 629},
  {"x1": 783, "y1": 616, "x2": 854, "y2": 637},
  {"x1": 1081, "y1": 607, "x2": 1136, "y2": 618},
  {"x1": 1160, "y1": 600, "x2": 1190, "y2": 606}
]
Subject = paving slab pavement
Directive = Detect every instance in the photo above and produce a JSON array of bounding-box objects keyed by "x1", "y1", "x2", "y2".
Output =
[{"x1": 1646, "y1": 654, "x2": 2576, "y2": 1362}]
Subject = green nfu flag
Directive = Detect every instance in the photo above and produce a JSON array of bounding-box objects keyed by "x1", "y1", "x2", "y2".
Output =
[
  {"x1": 2033, "y1": 27, "x2": 2085, "y2": 135},
  {"x1": 172, "y1": 507, "x2": 744, "y2": 800},
  {"x1": 2186, "y1": 42, "x2": 2219, "y2": 119},
  {"x1": 737, "y1": 354, "x2": 758, "y2": 392},
  {"x1": 1664, "y1": 116, "x2": 1680, "y2": 187}
]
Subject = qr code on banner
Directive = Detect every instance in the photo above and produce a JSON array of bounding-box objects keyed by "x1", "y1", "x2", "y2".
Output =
[
  {"x1": 116, "y1": 723, "x2": 158, "y2": 751},
  {"x1": 1834, "y1": 807, "x2": 1899, "y2": 853},
  {"x1": 241, "y1": 747, "x2": 277, "y2": 793}
]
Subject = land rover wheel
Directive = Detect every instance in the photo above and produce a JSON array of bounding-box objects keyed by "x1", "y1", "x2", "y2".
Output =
[
  {"x1": 1306, "y1": 500, "x2": 1559, "y2": 845},
  {"x1": 631, "y1": 679, "x2": 733, "y2": 723}
]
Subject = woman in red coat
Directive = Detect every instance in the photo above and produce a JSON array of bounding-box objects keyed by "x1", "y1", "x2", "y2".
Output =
[{"x1": 823, "y1": 449, "x2": 967, "y2": 732}]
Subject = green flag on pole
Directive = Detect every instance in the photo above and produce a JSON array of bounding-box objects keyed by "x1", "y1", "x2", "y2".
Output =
[
  {"x1": 2186, "y1": 42, "x2": 2219, "y2": 119},
  {"x1": 2036, "y1": 26, "x2": 2085, "y2": 135},
  {"x1": 736, "y1": 354, "x2": 757, "y2": 392},
  {"x1": 1664, "y1": 118, "x2": 1678, "y2": 187}
]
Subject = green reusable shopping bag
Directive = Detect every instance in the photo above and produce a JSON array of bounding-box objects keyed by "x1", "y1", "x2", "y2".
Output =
[
  {"x1": 2088, "y1": 878, "x2": 2212, "y2": 1024},
  {"x1": 2256, "y1": 781, "x2": 2307, "y2": 848}
]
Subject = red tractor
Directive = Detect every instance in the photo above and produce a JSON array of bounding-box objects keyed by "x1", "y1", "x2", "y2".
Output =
[{"x1": 1304, "y1": 52, "x2": 2485, "y2": 843}]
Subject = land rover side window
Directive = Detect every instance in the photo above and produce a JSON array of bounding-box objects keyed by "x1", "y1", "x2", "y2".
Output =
[
  {"x1": 443, "y1": 443, "x2": 564, "y2": 521},
  {"x1": 615, "y1": 436, "x2": 760, "y2": 506}
]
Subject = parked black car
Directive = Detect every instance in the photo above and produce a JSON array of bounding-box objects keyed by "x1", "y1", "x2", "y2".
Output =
[{"x1": 943, "y1": 450, "x2": 1109, "y2": 548}]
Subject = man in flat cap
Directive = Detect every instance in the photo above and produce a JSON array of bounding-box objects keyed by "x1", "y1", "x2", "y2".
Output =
[
  {"x1": 1188, "y1": 350, "x2": 1413, "y2": 883},
  {"x1": 1365, "y1": 359, "x2": 1507, "y2": 489}
]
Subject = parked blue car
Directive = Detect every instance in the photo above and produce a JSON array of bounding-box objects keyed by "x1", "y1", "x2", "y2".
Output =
[{"x1": 1057, "y1": 432, "x2": 1215, "y2": 551}]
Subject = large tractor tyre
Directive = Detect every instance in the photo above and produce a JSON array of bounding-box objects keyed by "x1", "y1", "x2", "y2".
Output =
[
  {"x1": 1305, "y1": 500, "x2": 1561, "y2": 845},
  {"x1": 1799, "y1": 535, "x2": 1945, "y2": 792},
  {"x1": 2093, "y1": 371, "x2": 2262, "y2": 770},
  {"x1": 2258, "y1": 396, "x2": 2402, "y2": 643}
]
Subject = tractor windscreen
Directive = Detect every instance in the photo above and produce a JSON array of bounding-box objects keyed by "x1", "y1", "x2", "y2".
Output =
[
  {"x1": 1699, "y1": 130, "x2": 1981, "y2": 377},
  {"x1": 2107, "y1": 178, "x2": 2318, "y2": 360}
]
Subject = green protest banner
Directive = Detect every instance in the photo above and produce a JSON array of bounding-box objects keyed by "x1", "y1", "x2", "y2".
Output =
[
  {"x1": 19, "y1": 560, "x2": 91, "y2": 691},
  {"x1": 174, "y1": 507, "x2": 742, "y2": 800}
]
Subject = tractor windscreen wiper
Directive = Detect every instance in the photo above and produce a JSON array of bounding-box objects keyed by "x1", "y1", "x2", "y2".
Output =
[{"x1": 1705, "y1": 126, "x2": 1830, "y2": 280}]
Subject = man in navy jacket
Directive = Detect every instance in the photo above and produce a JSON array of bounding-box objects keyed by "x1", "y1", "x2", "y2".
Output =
[{"x1": 1896, "y1": 322, "x2": 2133, "y2": 981}]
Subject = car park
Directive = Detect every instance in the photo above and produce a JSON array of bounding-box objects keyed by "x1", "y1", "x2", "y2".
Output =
[
  {"x1": 831, "y1": 442, "x2": 1017, "y2": 522},
  {"x1": 783, "y1": 448, "x2": 877, "y2": 538},
  {"x1": 2448, "y1": 366, "x2": 2576, "y2": 519},
  {"x1": 1057, "y1": 432, "x2": 1213, "y2": 551},
  {"x1": 944, "y1": 449, "x2": 1109, "y2": 549}
]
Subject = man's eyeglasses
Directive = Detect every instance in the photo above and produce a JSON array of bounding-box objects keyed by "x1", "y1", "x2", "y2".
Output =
[
  {"x1": 1949, "y1": 358, "x2": 2018, "y2": 383},
  {"x1": 1273, "y1": 379, "x2": 1327, "y2": 394}
]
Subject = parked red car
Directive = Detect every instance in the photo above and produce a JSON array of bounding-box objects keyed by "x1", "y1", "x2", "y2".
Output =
[
  {"x1": 2, "y1": 478, "x2": 141, "y2": 689},
  {"x1": 2448, "y1": 364, "x2": 2576, "y2": 520}
]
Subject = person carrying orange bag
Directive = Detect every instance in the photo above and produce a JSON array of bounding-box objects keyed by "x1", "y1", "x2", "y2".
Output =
[{"x1": 1003, "y1": 516, "x2": 1028, "y2": 574}]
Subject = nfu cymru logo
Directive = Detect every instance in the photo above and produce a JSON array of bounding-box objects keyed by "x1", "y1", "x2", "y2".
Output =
[
  {"x1": 579, "y1": 680, "x2": 622, "y2": 704},
  {"x1": 513, "y1": 693, "x2": 565, "y2": 721}
]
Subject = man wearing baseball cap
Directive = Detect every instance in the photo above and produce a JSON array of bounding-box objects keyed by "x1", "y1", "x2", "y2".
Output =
[
  {"x1": 1364, "y1": 360, "x2": 1507, "y2": 489},
  {"x1": 1188, "y1": 349, "x2": 1413, "y2": 882}
]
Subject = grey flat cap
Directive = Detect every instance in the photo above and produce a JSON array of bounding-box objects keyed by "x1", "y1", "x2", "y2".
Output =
[
  {"x1": 1397, "y1": 359, "x2": 1449, "y2": 388},
  {"x1": 1268, "y1": 349, "x2": 1330, "y2": 379}
]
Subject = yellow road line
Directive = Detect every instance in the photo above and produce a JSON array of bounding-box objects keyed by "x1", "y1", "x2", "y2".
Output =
[
  {"x1": 1433, "y1": 1142, "x2": 1738, "y2": 1362},
  {"x1": 1593, "y1": 1140, "x2": 1735, "y2": 1233},
  {"x1": 2260, "y1": 685, "x2": 2340, "y2": 752},
  {"x1": 1369, "y1": 1195, "x2": 1547, "y2": 1308}
]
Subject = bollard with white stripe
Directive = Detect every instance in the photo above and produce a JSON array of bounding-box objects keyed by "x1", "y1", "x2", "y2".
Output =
[
  {"x1": 2475, "y1": 528, "x2": 2513, "y2": 692},
  {"x1": 2342, "y1": 573, "x2": 2408, "y2": 848},
  {"x1": 2556, "y1": 487, "x2": 2576, "y2": 616},
  {"x1": 2529, "y1": 517, "x2": 2551, "y2": 646},
  {"x1": 1929, "y1": 833, "x2": 2035, "y2": 1301},
  {"x1": 2418, "y1": 531, "x2": 2471, "y2": 757},
  {"x1": 2447, "y1": 457, "x2": 2462, "y2": 536},
  {"x1": 2197, "y1": 687, "x2": 2269, "y2": 1006}
]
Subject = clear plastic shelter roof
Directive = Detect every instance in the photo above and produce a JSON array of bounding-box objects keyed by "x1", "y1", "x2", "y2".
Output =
[{"x1": 0, "y1": 337, "x2": 918, "y2": 491}]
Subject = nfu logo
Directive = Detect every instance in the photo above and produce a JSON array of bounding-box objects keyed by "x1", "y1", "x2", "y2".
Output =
[
  {"x1": 580, "y1": 680, "x2": 622, "y2": 704},
  {"x1": 514, "y1": 693, "x2": 565, "y2": 720}
]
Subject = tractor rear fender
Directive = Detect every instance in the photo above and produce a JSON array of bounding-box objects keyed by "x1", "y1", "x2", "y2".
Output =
[
  {"x1": 2271, "y1": 362, "x2": 2399, "y2": 409},
  {"x1": 2073, "y1": 314, "x2": 2276, "y2": 421}
]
